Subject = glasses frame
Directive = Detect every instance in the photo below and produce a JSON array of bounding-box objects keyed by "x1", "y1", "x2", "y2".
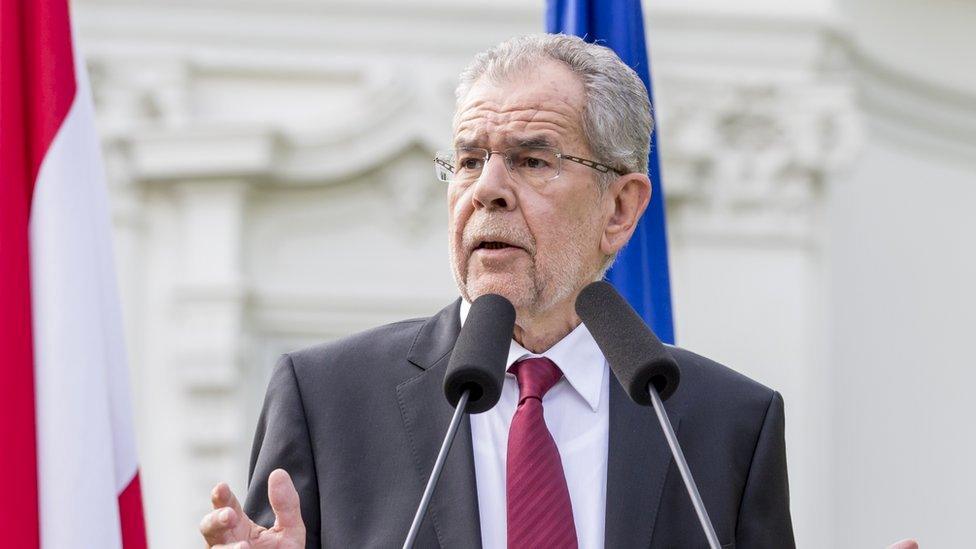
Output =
[{"x1": 433, "y1": 146, "x2": 622, "y2": 184}]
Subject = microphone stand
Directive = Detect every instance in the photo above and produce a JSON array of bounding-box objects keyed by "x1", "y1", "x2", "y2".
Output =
[
  {"x1": 647, "y1": 385, "x2": 721, "y2": 549},
  {"x1": 402, "y1": 390, "x2": 471, "y2": 549}
]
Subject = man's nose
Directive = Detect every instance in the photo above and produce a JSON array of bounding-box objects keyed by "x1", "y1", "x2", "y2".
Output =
[{"x1": 471, "y1": 153, "x2": 517, "y2": 211}]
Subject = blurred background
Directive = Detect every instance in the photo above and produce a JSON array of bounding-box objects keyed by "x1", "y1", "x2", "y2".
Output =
[{"x1": 70, "y1": 0, "x2": 976, "y2": 547}]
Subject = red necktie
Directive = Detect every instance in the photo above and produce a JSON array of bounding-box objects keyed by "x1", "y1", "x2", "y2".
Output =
[{"x1": 506, "y1": 357, "x2": 578, "y2": 548}]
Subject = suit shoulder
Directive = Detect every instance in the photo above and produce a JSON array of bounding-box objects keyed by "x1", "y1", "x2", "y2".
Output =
[{"x1": 666, "y1": 345, "x2": 779, "y2": 413}]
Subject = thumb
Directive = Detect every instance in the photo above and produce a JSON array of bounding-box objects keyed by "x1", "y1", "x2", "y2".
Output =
[
  {"x1": 887, "y1": 539, "x2": 919, "y2": 549},
  {"x1": 269, "y1": 468, "x2": 304, "y2": 531}
]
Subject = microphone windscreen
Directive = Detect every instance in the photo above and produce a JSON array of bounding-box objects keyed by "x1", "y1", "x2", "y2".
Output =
[
  {"x1": 444, "y1": 294, "x2": 515, "y2": 414},
  {"x1": 575, "y1": 281, "x2": 680, "y2": 404}
]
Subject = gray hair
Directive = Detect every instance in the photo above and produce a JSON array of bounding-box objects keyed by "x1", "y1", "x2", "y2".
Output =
[{"x1": 454, "y1": 33, "x2": 653, "y2": 184}]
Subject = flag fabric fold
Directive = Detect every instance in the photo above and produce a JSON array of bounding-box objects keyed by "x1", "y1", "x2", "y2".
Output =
[
  {"x1": 547, "y1": 0, "x2": 676, "y2": 344},
  {"x1": 0, "y1": 1, "x2": 148, "y2": 547}
]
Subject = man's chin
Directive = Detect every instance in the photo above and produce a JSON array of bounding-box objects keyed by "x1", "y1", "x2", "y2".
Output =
[{"x1": 464, "y1": 274, "x2": 533, "y2": 309}]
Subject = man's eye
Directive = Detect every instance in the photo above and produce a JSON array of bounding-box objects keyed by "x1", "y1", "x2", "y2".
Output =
[
  {"x1": 519, "y1": 156, "x2": 550, "y2": 170},
  {"x1": 459, "y1": 158, "x2": 484, "y2": 171}
]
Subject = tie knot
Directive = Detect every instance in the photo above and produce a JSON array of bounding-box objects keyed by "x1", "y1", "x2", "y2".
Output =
[{"x1": 509, "y1": 357, "x2": 563, "y2": 402}]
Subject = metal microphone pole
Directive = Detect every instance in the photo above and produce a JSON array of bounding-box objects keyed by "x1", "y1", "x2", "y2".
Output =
[
  {"x1": 402, "y1": 390, "x2": 471, "y2": 549},
  {"x1": 647, "y1": 385, "x2": 721, "y2": 549}
]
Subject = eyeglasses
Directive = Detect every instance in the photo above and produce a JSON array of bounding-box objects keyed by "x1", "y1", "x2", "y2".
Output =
[{"x1": 433, "y1": 146, "x2": 621, "y2": 186}]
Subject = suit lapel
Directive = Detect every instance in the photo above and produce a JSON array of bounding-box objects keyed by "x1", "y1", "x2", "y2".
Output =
[
  {"x1": 605, "y1": 378, "x2": 681, "y2": 549},
  {"x1": 396, "y1": 300, "x2": 482, "y2": 548}
]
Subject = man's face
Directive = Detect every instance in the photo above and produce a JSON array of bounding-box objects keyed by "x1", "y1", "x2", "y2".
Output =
[{"x1": 448, "y1": 61, "x2": 607, "y2": 316}]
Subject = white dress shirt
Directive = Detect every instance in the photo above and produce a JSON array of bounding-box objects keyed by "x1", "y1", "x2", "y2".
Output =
[{"x1": 461, "y1": 300, "x2": 610, "y2": 549}]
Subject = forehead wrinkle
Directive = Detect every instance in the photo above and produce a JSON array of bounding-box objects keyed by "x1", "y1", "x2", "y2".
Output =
[
  {"x1": 454, "y1": 126, "x2": 564, "y2": 150},
  {"x1": 454, "y1": 101, "x2": 582, "y2": 150},
  {"x1": 457, "y1": 93, "x2": 580, "y2": 127}
]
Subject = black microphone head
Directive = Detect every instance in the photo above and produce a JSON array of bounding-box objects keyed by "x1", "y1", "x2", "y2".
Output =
[
  {"x1": 444, "y1": 293, "x2": 515, "y2": 414},
  {"x1": 575, "y1": 281, "x2": 680, "y2": 405}
]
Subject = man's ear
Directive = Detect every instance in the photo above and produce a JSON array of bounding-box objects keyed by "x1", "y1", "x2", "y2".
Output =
[{"x1": 600, "y1": 172, "x2": 652, "y2": 256}]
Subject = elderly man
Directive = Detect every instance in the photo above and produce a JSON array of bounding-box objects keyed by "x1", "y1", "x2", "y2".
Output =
[{"x1": 200, "y1": 34, "x2": 794, "y2": 548}]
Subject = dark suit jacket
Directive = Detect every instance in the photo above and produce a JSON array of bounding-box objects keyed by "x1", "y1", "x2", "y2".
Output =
[{"x1": 243, "y1": 299, "x2": 795, "y2": 548}]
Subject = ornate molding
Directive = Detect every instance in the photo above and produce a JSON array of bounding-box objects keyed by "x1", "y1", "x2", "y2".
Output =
[
  {"x1": 91, "y1": 55, "x2": 450, "y2": 182},
  {"x1": 657, "y1": 74, "x2": 859, "y2": 242}
]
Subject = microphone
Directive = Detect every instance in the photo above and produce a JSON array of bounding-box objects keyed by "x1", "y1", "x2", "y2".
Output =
[
  {"x1": 443, "y1": 293, "x2": 514, "y2": 414},
  {"x1": 575, "y1": 281, "x2": 679, "y2": 403},
  {"x1": 403, "y1": 293, "x2": 515, "y2": 549},
  {"x1": 576, "y1": 281, "x2": 722, "y2": 549}
]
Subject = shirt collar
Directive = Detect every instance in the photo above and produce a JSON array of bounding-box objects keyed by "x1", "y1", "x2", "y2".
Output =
[{"x1": 459, "y1": 299, "x2": 605, "y2": 412}]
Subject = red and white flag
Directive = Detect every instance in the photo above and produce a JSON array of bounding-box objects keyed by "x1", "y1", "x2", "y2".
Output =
[{"x1": 1, "y1": 1, "x2": 148, "y2": 547}]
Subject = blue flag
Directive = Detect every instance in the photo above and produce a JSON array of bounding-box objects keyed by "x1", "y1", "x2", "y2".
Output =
[{"x1": 547, "y1": 0, "x2": 675, "y2": 344}]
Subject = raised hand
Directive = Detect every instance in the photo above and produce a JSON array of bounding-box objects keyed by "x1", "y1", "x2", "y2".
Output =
[{"x1": 200, "y1": 468, "x2": 306, "y2": 549}]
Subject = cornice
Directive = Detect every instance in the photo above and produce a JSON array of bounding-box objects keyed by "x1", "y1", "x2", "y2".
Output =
[
  {"x1": 114, "y1": 118, "x2": 444, "y2": 185},
  {"x1": 75, "y1": 0, "x2": 839, "y2": 63},
  {"x1": 74, "y1": 0, "x2": 542, "y2": 58},
  {"x1": 848, "y1": 46, "x2": 976, "y2": 167}
]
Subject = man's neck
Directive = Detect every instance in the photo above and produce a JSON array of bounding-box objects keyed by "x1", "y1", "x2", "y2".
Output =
[{"x1": 512, "y1": 299, "x2": 581, "y2": 353}]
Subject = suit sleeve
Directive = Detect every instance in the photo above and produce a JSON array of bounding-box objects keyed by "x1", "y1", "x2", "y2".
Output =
[
  {"x1": 735, "y1": 391, "x2": 796, "y2": 548},
  {"x1": 243, "y1": 354, "x2": 322, "y2": 548}
]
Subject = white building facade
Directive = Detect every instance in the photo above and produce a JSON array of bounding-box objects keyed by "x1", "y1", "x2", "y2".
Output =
[{"x1": 72, "y1": 0, "x2": 976, "y2": 547}]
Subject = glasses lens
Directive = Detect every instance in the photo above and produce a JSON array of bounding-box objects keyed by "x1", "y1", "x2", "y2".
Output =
[
  {"x1": 433, "y1": 152, "x2": 455, "y2": 183},
  {"x1": 454, "y1": 148, "x2": 487, "y2": 183},
  {"x1": 508, "y1": 146, "x2": 559, "y2": 184},
  {"x1": 434, "y1": 147, "x2": 560, "y2": 185}
]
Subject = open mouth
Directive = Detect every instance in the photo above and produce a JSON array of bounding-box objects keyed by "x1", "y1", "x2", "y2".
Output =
[{"x1": 477, "y1": 241, "x2": 516, "y2": 250}]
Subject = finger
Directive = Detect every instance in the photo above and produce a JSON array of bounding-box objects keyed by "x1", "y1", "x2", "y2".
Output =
[
  {"x1": 211, "y1": 482, "x2": 245, "y2": 517},
  {"x1": 886, "y1": 540, "x2": 919, "y2": 549},
  {"x1": 268, "y1": 468, "x2": 305, "y2": 531},
  {"x1": 199, "y1": 507, "x2": 238, "y2": 546}
]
